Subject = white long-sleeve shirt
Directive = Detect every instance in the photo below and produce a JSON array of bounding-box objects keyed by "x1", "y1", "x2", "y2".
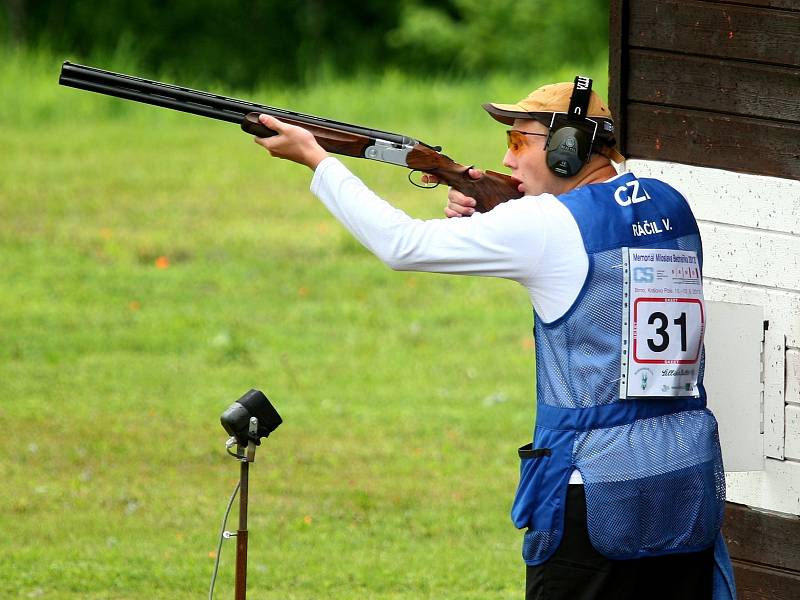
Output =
[
  {"x1": 311, "y1": 157, "x2": 598, "y2": 484},
  {"x1": 311, "y1": 157, "x2": 590, "y2": 323}
]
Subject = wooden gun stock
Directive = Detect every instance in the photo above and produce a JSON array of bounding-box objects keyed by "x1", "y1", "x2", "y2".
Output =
[{"x1": 406, "y1": 144, "x2": 523, "y2": 213}]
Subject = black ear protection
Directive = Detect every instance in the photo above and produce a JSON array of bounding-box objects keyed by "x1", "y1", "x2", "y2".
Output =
[{"x1": 545, "y1": 76, "x2": 598, "y2": 178}]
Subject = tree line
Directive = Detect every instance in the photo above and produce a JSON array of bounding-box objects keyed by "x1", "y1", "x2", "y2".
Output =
[{"x1": 1, "y1": 0, "x2": 608, "y2": 86}]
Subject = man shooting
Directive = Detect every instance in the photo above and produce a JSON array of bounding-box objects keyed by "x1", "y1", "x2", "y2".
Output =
[{"x1": 252, "y1": 79, "x2": 734, "y2": 600}]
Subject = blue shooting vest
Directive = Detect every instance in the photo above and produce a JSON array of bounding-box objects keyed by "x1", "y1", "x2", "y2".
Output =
[{"x1": 513, "y1": 173, "x2": 727, "y2": 566}]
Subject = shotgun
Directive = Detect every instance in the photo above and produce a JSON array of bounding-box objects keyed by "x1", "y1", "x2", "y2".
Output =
[{"x1": 58, "y1": 62, "x2": 522, "y2": 213}]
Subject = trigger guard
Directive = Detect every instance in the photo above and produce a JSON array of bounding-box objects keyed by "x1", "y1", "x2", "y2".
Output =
[{"x1": 408, "y1": 170, "x2": 439, "y2": 189}]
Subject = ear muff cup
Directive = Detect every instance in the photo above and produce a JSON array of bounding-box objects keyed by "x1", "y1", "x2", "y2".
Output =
[{"x1": 546, "y1": 125, "x2": 592, "y2": 178}]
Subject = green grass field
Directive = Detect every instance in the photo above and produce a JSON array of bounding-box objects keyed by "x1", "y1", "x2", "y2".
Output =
[{"x1": 0, "y1": 48, "x2": 607, "y2": 599}]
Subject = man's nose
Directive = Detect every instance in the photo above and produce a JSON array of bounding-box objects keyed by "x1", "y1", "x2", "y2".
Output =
[{"x1": 502, "y1": 149, "x2": 515, "y2": 169}]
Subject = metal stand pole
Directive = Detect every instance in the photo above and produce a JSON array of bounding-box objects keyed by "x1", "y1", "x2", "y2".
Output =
[
  {"x1": 235, "y1": 455, "x2": 249, "y2": 600},
  {"x1": 234, "y1": 417, "x2": 258, "y2": 600}
]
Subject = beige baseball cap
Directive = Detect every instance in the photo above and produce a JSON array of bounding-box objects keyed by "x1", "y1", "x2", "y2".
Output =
[{"x1": 483, "y1": 82, "x2": 626, "y2": 163}]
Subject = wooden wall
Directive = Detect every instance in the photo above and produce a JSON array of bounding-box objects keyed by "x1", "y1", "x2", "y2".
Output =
[
  {"x1": 609, "y1": 1, "x2": 800, "y2": 596},
  {"x1": 723, "y1": 503, "x2": 800, "y2": 600},
  {"x1": 609, "y1": 0, "x2": 800, "y2": 180}
]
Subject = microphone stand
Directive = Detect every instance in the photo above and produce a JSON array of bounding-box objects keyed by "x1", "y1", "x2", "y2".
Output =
[{"x1": 229, "y1": 417, "x2": 259, "y2": 600}]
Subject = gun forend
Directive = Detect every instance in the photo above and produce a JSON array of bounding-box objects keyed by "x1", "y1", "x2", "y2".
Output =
[{"x1": 241, "y1": 112, "x2": 382, "y2": 159}]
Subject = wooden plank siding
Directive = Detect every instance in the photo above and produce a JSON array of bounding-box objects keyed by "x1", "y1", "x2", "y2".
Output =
[
  {"x1": 721, "y1": 0, "x2": 800, "y2": 8},
  {"x1": 723, "y1": 503, "x2": 800, "y2": 599},
  {"x1": 628, "y1": 1, "x2": 800, "y2": 67},
  {"x1": 625, "y1": 105, "x2": 800, "y2": 179},
  {"x1": 627, "y1": 50, "x2": 800, "y2": 123},
  {"x1": 608, "y1": 0, "x2": 800, "y2": 180}
]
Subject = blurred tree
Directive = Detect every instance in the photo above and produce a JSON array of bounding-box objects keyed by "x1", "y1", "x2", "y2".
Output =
[
  {"x1": 1, "y1": 0, "x2": 403, "y2": 85},
  {"x1": 387, "y1": 0, "x2": 609, "y2": 77},
  {"x1": 2, "y1": 0, "x2": 24, "y2": 46},
  {"x1": 0, "y1": 0, "x2": 608, "y2": 86}
]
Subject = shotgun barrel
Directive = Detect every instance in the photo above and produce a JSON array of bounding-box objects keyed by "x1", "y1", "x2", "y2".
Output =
[{"x1": 59, "y1": 61, "x2": 416, "y2": 146}]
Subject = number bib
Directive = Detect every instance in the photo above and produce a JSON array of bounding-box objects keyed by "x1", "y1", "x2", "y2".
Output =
[{"x1": 620, "y1": 248, "x2": 704, "y2": 398}]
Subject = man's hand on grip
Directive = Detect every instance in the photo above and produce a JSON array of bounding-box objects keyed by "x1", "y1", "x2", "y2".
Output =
[{"x1": 422, "y1": 168, "x2": 483, "y2": 218}]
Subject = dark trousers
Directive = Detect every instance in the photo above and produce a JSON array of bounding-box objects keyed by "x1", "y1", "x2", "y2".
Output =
[{"x1": 525, "y1": 485, "x2": 714, "y2": 600}]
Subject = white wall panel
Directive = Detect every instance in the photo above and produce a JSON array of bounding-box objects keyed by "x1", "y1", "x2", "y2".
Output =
[
  {"x1": 698, "y1": 224, "x2": 800, "y2": 291},
  {"x1": 787, "y1": 349, "x2": 800, "y2": 407},
  {"x1": 726, "y1": 459, "x2": 800, "y2": 515},
  {"x1": 626, "y1": 160, "x2": 800, "y2": 234},
  {"x1": 787, "y1": 406, "x2": 800, "y2": 460},
  {"x1": 705, "y1": 280, "x2": 800, "y2": 348},
  {"x1": 627, "y1": 159, "x2": 800, "y2": 514}
]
